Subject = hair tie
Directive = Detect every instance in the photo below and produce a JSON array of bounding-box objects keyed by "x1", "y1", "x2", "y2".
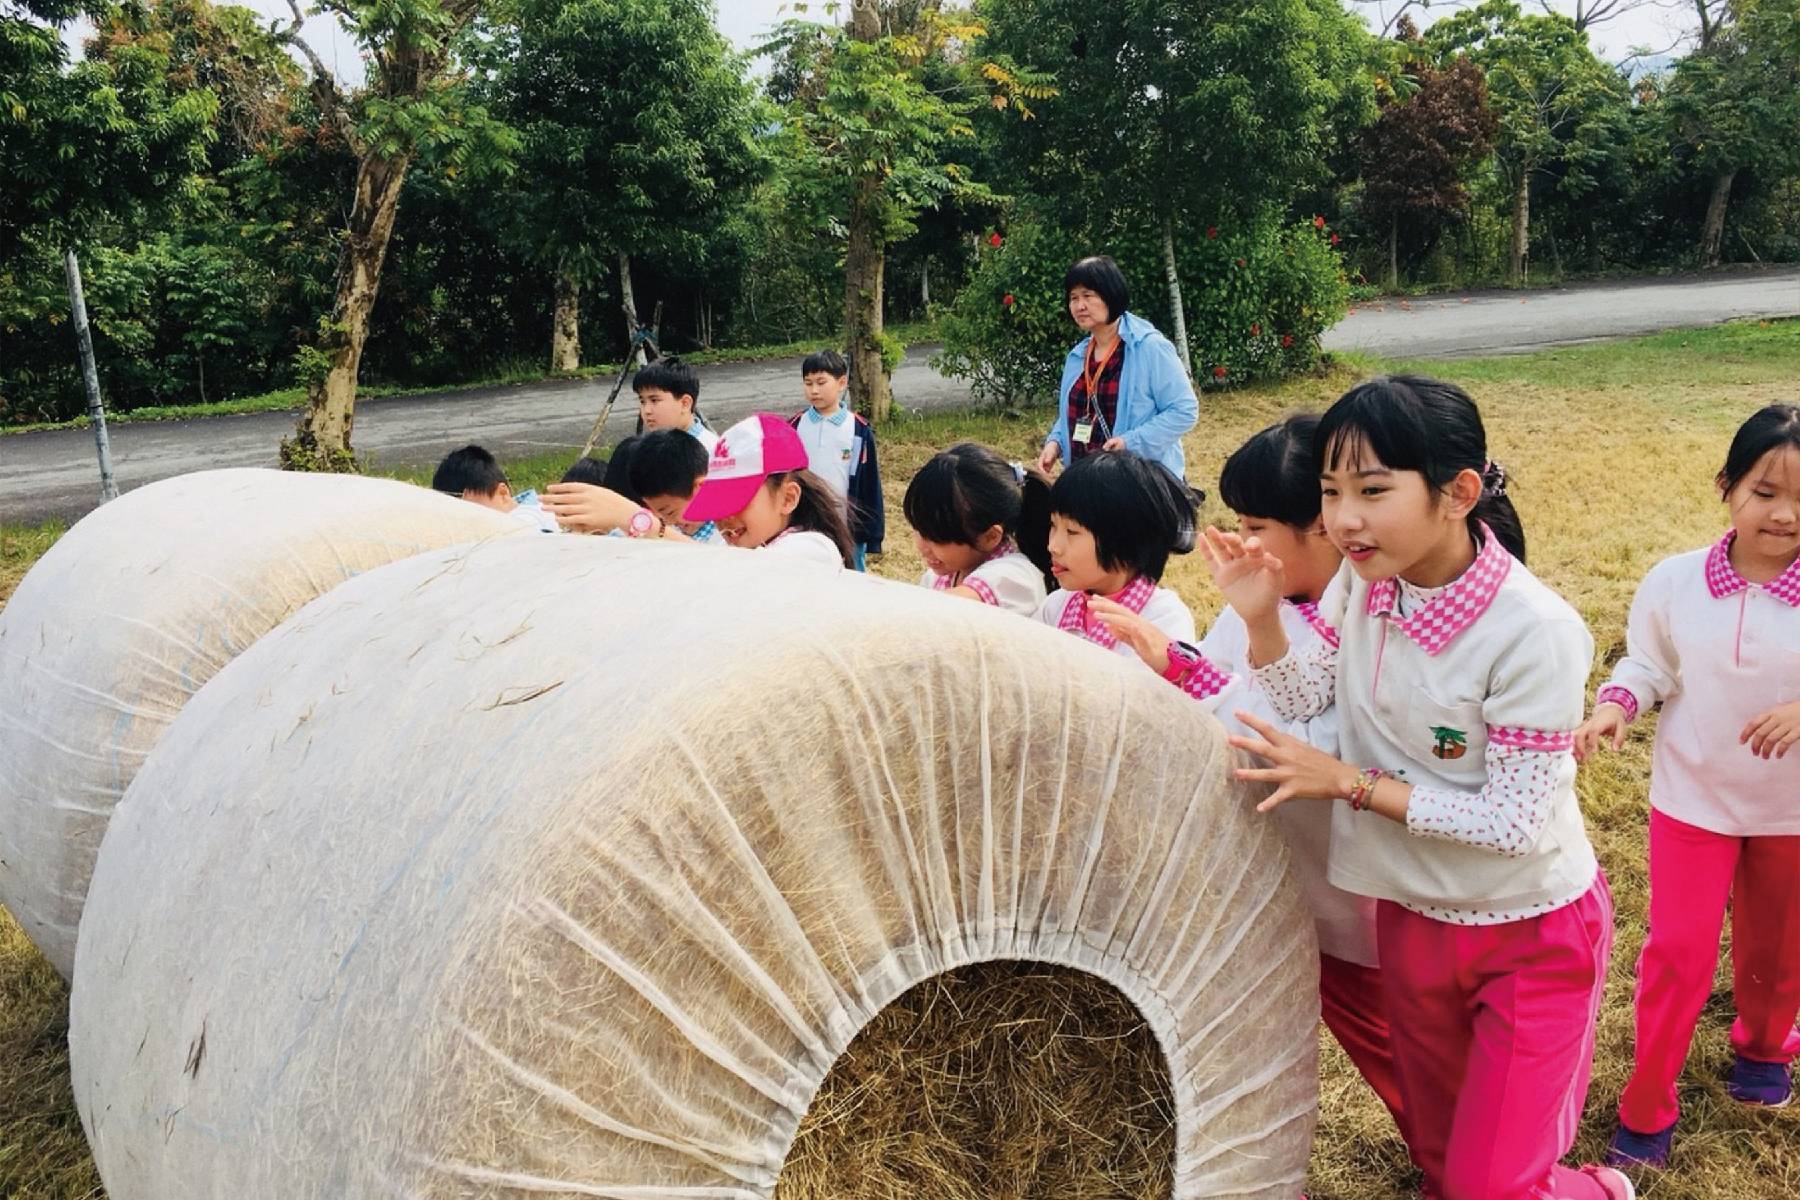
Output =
[
  {"x1": 1010, "y1": 462, "x2": 1027, "y2": 486},
  {"x1": 1480, "y1": 460, "x2": 1509, "y2": 500}
]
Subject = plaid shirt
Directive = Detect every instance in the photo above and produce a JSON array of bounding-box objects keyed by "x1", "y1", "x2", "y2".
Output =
[{"x1": 1066, "y1": 342, "x2": 1124, "y2": 459}]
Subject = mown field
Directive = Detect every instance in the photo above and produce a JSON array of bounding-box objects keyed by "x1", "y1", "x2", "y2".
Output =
[{"x1": 3, "y1": 318, "x2": 1797, "y2": 1198}]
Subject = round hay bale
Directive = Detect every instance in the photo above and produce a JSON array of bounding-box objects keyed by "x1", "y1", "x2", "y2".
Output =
[
  {"x1": 0, "y1": 469, "x2": 523, "y2": 978},
  {"x1": 71, "y1": 534, "x2": 1320, "y2": 1199}
]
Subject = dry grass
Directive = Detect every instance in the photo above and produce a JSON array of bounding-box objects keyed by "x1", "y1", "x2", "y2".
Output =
[{"x1": 2, "y1": 318, "x2": 1797, "y2": 1199}]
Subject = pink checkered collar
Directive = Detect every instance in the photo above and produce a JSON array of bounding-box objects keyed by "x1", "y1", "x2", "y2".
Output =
[
  {"x1": 1288, "y1": 599, "x2": 1341, "y2": 649},
  {"x1": 1705, "y1": 530, "x2": 1800, "y2": 607},
  {"x1": 1364, "y1": 524, "x2": 1514, "y2": 656},
  {"x1": 1059, "y1": 575, "x2": 1156, "y2": 647},
  {"x1": 929, "y1": 540, "x2": 1016, "y2": 591}
]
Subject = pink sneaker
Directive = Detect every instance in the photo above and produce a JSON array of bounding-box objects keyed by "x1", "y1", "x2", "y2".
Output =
[{"x1": 1580, "y1": 1164, "x2": 1636, "y2": 1200}]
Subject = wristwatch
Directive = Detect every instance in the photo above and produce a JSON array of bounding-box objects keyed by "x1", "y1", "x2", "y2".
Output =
[
  {"x1": 1162, "y1": 640, "x2": 1203, "y2": 683},
  {"x1": 626, "y1": 508, "x2": 660, "y2": 538}
]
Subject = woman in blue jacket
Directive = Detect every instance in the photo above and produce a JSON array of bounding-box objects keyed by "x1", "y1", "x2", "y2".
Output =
[{"x1": 1036, "y1": 256, "x2": 1198, "y2": 481}]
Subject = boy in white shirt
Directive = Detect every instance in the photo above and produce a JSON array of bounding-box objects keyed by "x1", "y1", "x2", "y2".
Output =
[{"x1": 789, "y1": 350, "x2": 883, "y2": 570}]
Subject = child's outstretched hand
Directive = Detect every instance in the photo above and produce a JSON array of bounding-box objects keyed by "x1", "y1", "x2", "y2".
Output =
[
  {"x1": 1087, "y1": 597, "x2": 1170, "y2": 675},
  {"x1": 540, "y1": 482, "x2": 640, "y2": 533},
  {"x1": 1225, "y1": 710, "x2": 1356, "y2": 813},
  {"x1": 1740, "y1": 700, "x2": 1800, "y2": 760},
  {"x1": 1573, "y1": 702, "x2": 1631, "y2": 761},
  {"x1": 1199, "y1": 527, "x2": 1286, "y2": 622}
]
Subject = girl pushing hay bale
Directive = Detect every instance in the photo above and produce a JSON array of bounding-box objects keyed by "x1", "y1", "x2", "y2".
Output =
[
  {"x1": 0, "y1": 469, "x2": 524, "y2": 979},
  {"x1": 72, "y1": 532, "x2": 1321, "y2": 1199}
]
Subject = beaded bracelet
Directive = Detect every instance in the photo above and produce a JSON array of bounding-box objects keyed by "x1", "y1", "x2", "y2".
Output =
[{"x1": 1347, "y1": 767, "x2": 1386, "y2": 812}]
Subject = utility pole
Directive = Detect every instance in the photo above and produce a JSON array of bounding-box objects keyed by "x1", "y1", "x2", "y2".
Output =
[{"x1": 63, "y1": 248, "x2": 119, "y2": 503}]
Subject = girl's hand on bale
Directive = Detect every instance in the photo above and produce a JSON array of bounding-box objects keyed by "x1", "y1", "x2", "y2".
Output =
[
  {"x1": 540, "y1": 483, "x2": 642, "y2": 534},
  {"x1": 1740, "y1": 700, "x2": 1800, "y2": 760},
  {"x1": 1573, "y1": 703, "x2": 1629, "y2": 761},
  {"x1": 1087, "y1": 597, "x2": 1170, "y2": 675},
  {"x1": 1225, "y1": 711, "x2": 1357, "y2": 813},
  {"x1": 1200, "y1": 527, "x2": 1286, "y2": 626}
]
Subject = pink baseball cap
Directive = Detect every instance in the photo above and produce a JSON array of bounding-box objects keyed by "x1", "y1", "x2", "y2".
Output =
[{"x1": 682, "y1": 412, "x2": 810, "y2": 522}]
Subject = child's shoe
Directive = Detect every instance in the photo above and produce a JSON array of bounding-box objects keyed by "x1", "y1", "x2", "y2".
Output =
[
  {"x1": 1604, "y1": 1121, "x2": 1674, "y2": 1170},
  {"x1": 1579, "y1": 1164, "x2": 1636, "y2": 1200},
  {"x1": 1726, "y1": 1055, "x2": 1793, "y2": 1107}
]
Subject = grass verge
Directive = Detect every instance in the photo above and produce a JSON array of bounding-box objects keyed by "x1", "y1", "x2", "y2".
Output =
[{"x1": 3, "y1": 318, "x2": 1797, "y2": 1198}]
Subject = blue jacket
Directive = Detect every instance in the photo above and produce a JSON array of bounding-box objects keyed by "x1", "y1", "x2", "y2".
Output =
[{"x1": 1045, "y1": 311, "x2": 1198, "y2": 480}]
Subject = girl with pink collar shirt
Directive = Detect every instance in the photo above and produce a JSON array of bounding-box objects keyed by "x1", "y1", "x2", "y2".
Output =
[
  {"x1": 1031, "y1": 450, "x2": 1198, "y2": 654},
  {"x1": 1576, "y1": 404, "x2": 1800, "y2": 1172},
  {"x1": 905, "y1": 443, "x2": 1048, "y2": 617},
  {"x1": 1204, "y1": 377, "x2": 1630, "y2": 1200}
]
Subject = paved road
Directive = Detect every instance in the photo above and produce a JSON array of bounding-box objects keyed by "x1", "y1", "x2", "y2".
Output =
[{"x1": 5, "y1": 268, "x2": 1796, "y2": 525}]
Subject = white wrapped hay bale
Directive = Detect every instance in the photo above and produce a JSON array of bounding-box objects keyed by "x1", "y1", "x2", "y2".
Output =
[
  {"x1": 0, "y1": 469, "x2": 524, "y2": 978},
  {"x1": 72, "y1": 534, "x2": 1320, "y2": 1200}
]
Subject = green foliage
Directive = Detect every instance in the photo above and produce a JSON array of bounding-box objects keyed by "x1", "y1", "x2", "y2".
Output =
[
  {"x1": 932, "y1": 217, "x2": 1087, "y2": 407},
  {"x1": 1658, "y1": 0, "x2": 1800, "y2": 181}
]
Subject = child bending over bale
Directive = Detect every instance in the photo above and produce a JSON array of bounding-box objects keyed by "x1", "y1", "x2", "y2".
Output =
[
  {"x1": 541, "y1": 432, "x2": 722, "y2": 544},
  {"x1": 905, "y1": 442, "x2": 1048, "y2": 616},
  {"x1": 431, "y1": 444, "x2": 559, "y2": 533},
  {"x1": 1033, "y1": 450, "x2": 1199, "y2": 656},
  {"x1": 681, "y1": 414, "x2": 854, "y2": 566}
]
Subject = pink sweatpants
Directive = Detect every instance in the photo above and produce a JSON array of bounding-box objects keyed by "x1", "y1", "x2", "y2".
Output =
[
  {"x1": 1618, "y1": 808, "x2": 1800, "y2": 1134},
  {"x1": 1319, "y1": 952, "x2": 1407, "y2": 1136},
  {"x1": 1379, "y1": 874, "x2": 1614, "y2": 1200}
]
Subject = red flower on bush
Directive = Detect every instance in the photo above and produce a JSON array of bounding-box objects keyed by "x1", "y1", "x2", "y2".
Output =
[
  {"x1": 1002, "y1": 293, "x2": 1015, "y2": 308},
  {"x1": 1212, "y1": 365, "x2": 1227, "y2": 379},
  {"x1": 1235, "y1": 257, "x2": 1246, "y2": 268},
  {"x1": 1330, "y1": 233, "x2": 1341, "y2": 246},
  {"x1": 988, "y1": 232, "x2": 1004, "y2": 248},
  {"x1": 1250, "y1": 323, "x2": 1261, "y2": 336},
  {"x1": 1281, "y1": 334, "x2": 1294, "y2": 348},
  {"x1": 1313, "y1": 215, "x2": 1326, "y2": 229},
  {"x1": 1206, "y1": 227, "x2": 1218, "y2": 239}
]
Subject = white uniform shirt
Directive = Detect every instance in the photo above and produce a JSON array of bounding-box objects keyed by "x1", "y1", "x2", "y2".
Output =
[
  {"x1": 686, "y1": 416, "x2": 720, "y2": 455},
  {"x1": 1034, "y1": 576, "x2": 1195, "y2": 656},
  {"x1": 1252, "y1": 532, "x2": 1600, "y2": 925},
  {"x1": 763, "y1": 528, "x2": 844, "y2": 568},
  {"x1": 919, "y1": 546, "x2": 1047, "y2": 617},
  {"x1": 796, "y1": 406, "x2": 858, "y2": 501},
  {"x1": 1597, "y1": 532, "x2": 1800, "y2": 836}
]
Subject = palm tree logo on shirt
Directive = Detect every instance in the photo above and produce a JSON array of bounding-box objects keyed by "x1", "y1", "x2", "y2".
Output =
[{"x1": 1430, "y1": 726, "x2": 1469, "y2": 760}]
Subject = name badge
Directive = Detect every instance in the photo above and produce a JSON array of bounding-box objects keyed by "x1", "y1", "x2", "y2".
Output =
[{"x1": 1072, "y1": 420, "x2": 1095, "y2": 445}]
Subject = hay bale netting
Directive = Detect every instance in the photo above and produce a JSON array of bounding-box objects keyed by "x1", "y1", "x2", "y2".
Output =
[
  {"x1": 71, "y1": 535, "x2": 1321, "y2": 1200},
  {"x1": 0, "y1": 468, "x2": 524, "y2": 978}
]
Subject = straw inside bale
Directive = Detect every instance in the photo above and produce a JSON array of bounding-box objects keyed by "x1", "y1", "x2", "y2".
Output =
[{"x1": 774, "y1": 959, "x2": 1175, "y2": 1200}]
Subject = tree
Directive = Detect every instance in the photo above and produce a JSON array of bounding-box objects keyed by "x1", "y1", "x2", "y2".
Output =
[
  {"x1": 476, "y1": 0, "x2": 764, "y2": 373},
  {"x1": 770, "y1": 3, "x2": 1039, "y2": 421},
  {"x1": 1358, "y1": 54, "x2": 1498, "y2": 288},
  {"x1": 1656, "y1": 0, "x2": 1800, "y2": 266},
  {"x1": 1428, "y1": 0, "x2": 1626, "y2": 283},
  {"x1": 275, "y1": 0, "x2": 517, "y2": 472}
]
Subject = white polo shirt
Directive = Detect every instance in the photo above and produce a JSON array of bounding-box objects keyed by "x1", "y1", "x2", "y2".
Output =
[
  {"x1": 795, "y1": 406, "x2": 858, "y2": 501},
  {"x1": 1597, "y1": 532, "x2": 1800, "y2": 836},
  {"x1": 1253, "y1": 533, "x2": 1600, "y2": 923},
  {"x1": 1035, "y1": 575, "x2": 1195, "y2": 657},
  {"x1": 920, "y1": 546, "x2": 1047, "y2": 617}
]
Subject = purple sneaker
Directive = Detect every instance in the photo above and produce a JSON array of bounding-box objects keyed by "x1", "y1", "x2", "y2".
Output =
[
  {"x1": 1727, "y1": 1055, "x2": 1793, "y2": 1108},
  {"x1": 1605, "y1": 1122, "x2": 1673, "y2": 1170}
]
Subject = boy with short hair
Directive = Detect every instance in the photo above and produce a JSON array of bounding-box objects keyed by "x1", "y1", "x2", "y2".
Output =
[
  {"x1": 633, "y1": 358, "x2": 717, "y2": 452},
  {"x1": 430, "y1": 444, "x2": 559, "y2": 532},
  {"x1": 628, "y1": 429, "x2": 724, "y2": 545},
  {"x1": 789, "y1": 349, "x2": 883, "y2": 570}
]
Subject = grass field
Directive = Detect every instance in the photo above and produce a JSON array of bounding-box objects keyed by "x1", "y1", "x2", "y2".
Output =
[{"x1": 3, "y1": 319, "x2": 1798, "y2": 1199}]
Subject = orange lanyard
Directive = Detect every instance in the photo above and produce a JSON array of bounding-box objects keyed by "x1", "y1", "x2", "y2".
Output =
[{"x1": 1080, "y1": 337, "x2": 1117, "y2": 419}]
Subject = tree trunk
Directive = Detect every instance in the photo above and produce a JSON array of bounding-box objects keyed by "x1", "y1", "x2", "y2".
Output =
[
  {"x1": 844, "y1": 173, "x2": 892, "y2": 422},
  {"x1": 618, "y1": 251, "x2": 646, "y2": 369},
  {"x1": 551, "y1": 265, "x2": 581, "y2": 372},
  {"x1": 1388, "y1": 211, "x2": 1400, "y2": 291},
  {"x1": 283, "y1": 149, "x2": 411, "y2": 472},
  {"x1": 920, "y1": 257, "x2": 930, "y2": 312},
  {"x1": 1160, "y1": 212, "x2": 1191, "y2": 374},
  {"x1": 1700, "y1": 168, "x2": 1736, "y2": 268},
  {"x1": 1509, "y1": 170, "x2": 1530, "y2": 286}
]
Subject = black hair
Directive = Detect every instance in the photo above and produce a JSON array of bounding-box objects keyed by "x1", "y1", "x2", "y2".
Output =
[
  {"x1": 1047, "y1": 450, "x2": 1198, "y2": 583},
  {"x1": 629, "y1": 428, "x2": 710, "y2": 501},
  {"x1": 1063, "y1": 255, "x2": 1130, "y2": 323},
  {"x1": 431, "y1": 444, "x2": 507, "y2": 497},
  {"x1": 1220, "y1": 413, "x2": 1323, "y2": 529},
  {"x1": 903, "y1": 442, "x2": 1023, "y2": 547},
  {"x1": 769, "y1": 469, "x2": 857, "y2": 567},
  {"x1": 1315, "y1": 374, "x2": 1526, "y2": 562},
  {"x1": 802, "y1": 348, "x2": 849, "y2": 379},
  {"x1": 602, "y1": 435, "x2": 643, "y2": 505},
  {"x1": 1718, "y1": 404, "x2": 1800, "y2": 496},
  {"x1": 560, "y1": 456, "x2": 609, "y2": 486},
  {"x1": 632, "y1": 357, "x2": 701, "y2": 403}
]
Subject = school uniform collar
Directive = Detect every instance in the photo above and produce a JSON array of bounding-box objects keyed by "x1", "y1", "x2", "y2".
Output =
[
  {"x1": 1705, "y1": 529, "x2": 1800, "y2": 607},
  {"x1": 803, "y1": 405, "x2": 851, "y2": 427},
  {"x1": 1059, "y1": 575, "x2": 1155, "y2": 647},
  {"x1": 930, "y1": 540, "x2": 1017, "y2": 591},
  {"x1": 1288, "y1": 599, "x2": 1340, "y2": 649},
  {"x1": 1364, "y1": 524, "x2": 1513, "y2": 656}
]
